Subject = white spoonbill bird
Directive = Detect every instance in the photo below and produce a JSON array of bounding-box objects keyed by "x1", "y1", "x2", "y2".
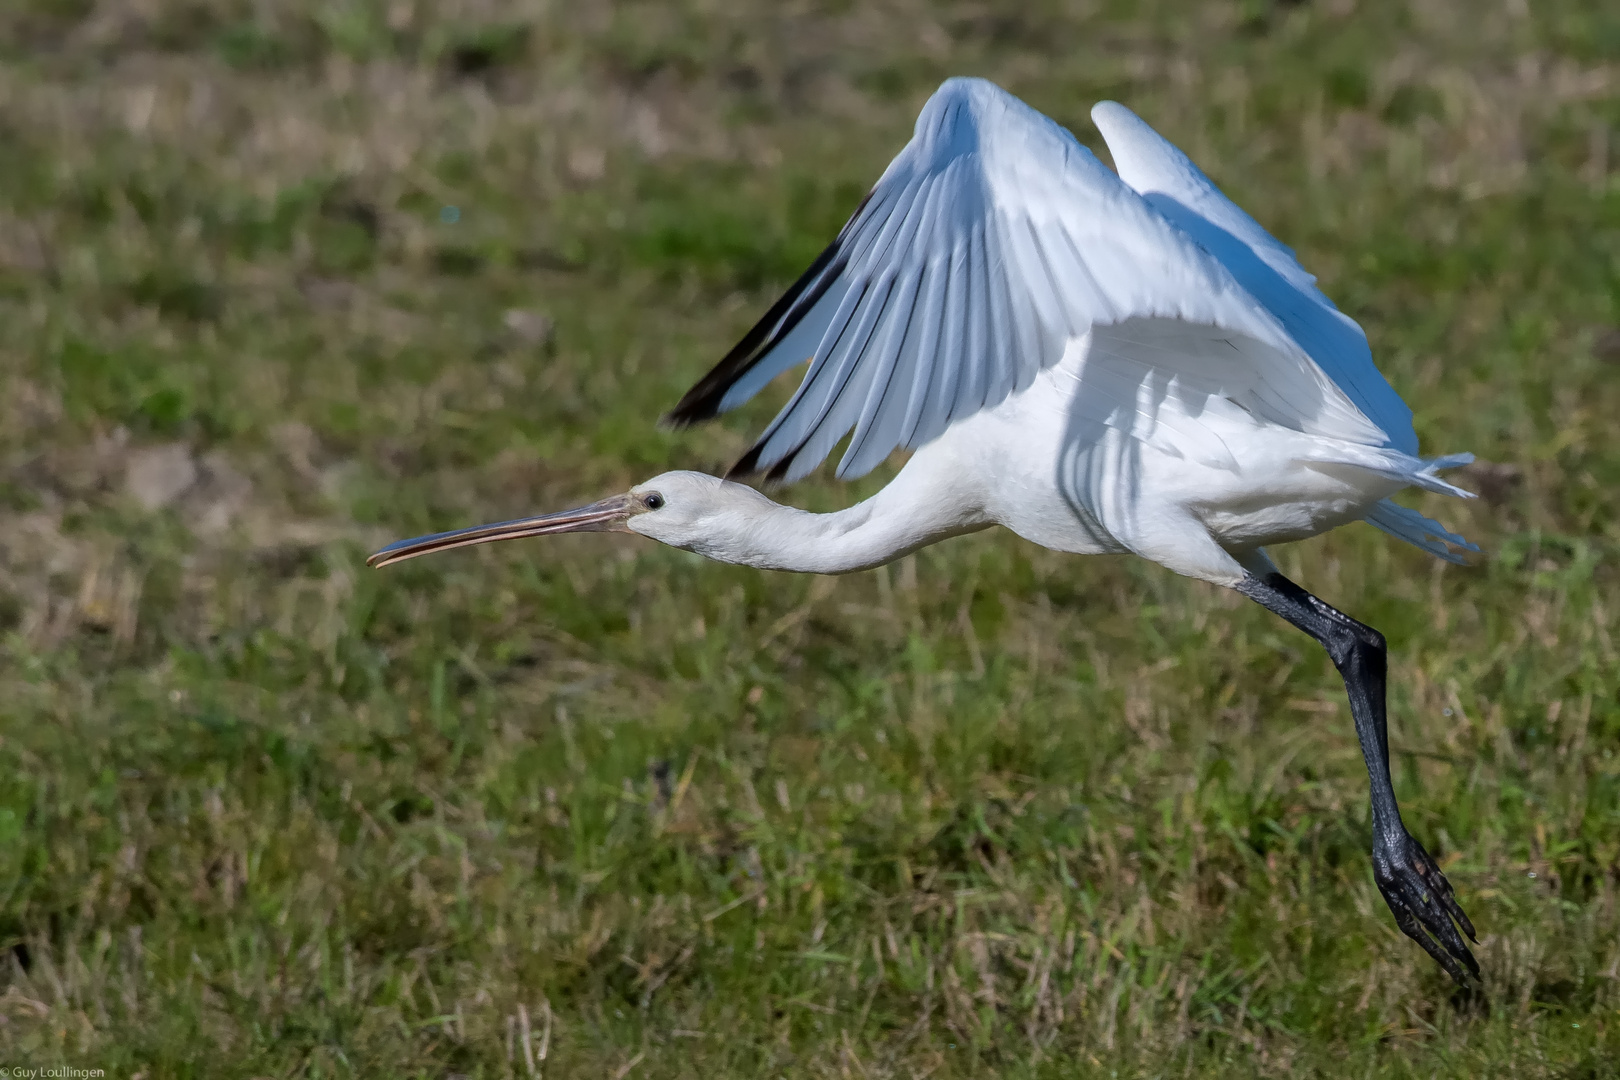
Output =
[{"x1": 370, "y1": 78, "x2": 1481, "y2": 984}]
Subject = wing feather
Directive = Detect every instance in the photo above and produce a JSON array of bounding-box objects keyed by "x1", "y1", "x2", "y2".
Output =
[
  {"x1": 1090, "y1": 100, "x2": 1415, "y2": 453},
  {"x1": 960, "y1": 223, "x2": 993, "y2": 418},
  {"x1": 913, "y1": 246, "x2": 969, "y2": 446},
  {"x1": 896, "y1": 259, "x2": 948, "y2": 446},
  {"x1": 841, "y1": 269, "x2": 925, "y2": 477}
]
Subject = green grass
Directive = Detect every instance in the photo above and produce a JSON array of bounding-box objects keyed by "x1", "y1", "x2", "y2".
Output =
[{"x1": 1, "y1": 0, "x2": 1618, "y2": 1075}]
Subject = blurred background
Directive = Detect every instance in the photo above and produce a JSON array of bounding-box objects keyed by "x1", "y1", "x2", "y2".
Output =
[{"x1": 0, "y1": 0, "x2": 1616, "y2": 1075}]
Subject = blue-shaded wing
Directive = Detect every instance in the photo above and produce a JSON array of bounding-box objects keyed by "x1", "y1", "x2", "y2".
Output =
[
  {"x1": 1090, "y1": 101, "x2": 1417, "y2": 455},
  {"x1": 667, "y1": 78, "x2": 1390, "y2": 484}
]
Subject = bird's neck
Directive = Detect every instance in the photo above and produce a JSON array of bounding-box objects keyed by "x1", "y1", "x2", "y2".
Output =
[{"x1": 694, "y1": 457, "x2": 990, "y2": 575}]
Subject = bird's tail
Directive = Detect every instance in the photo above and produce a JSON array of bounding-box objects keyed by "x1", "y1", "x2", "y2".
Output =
[
  {"x1": 1363, "y1": 498, "x2": 1479, "y2": 564},
  {"x1": 1295, "y1": 444, "x2": 1479, "y2": 563},
  {"x1": 1299, "y1": 444, "x2": 1476, "y2": 498}
]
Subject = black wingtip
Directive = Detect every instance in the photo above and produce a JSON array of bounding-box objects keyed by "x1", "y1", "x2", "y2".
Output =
[
  {"x1": 672, "y1": 186, "x2": 883, "y2": 482},
  {"x1": 665, "y1": 240, "x2": 845, "y2": 429},
  {"x1": 725, "y1": 440, "x2": 809, "y2": 486},
  {"x1": 661, "y1": 398, "x2": 716, "y2": 431},
  {"x1": 764, "y1": 455, "x2": 794, "y2": 485},
  {"x1": 665, "y1": 371, "x2": 743, "y2": 428},
  {"x1": 662, "y1": 184, "x2": 883, "y2": 429},
  {"x1": 658, "y1": 407, "x2": 706, "y2": 432},
  {"x1": 725, "y1": 443, "x2": 766, "y2": 481}
]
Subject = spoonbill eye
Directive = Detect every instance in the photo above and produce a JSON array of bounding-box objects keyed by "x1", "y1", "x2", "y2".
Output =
[{"x1": 643, "y1": 492, "x2": 664, "y2": 510}]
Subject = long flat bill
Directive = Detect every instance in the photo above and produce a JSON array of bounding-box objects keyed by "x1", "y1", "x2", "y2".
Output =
[{"x1": 367, "y1": 493, "x2": 636, "y2": 568}]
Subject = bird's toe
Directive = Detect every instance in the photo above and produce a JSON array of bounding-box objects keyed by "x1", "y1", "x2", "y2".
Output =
[{"x1": 1373, "y1": 829, "x2": 1480, "y2": 986}]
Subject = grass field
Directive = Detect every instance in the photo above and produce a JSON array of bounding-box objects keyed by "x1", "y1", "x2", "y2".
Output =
[{"x1": 0, "y1": 0, "x2": 1617, "y2": 1075}]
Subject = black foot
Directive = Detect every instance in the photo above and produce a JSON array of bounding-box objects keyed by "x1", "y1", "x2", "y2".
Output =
[{"x1": 1373, "y1": 828, "x2": 1480, "y2": 986}]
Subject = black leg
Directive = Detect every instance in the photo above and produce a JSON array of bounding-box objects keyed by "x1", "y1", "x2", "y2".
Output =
[{"x1": 1235, "y1": 571, "x2": 1480, "y2": 985}]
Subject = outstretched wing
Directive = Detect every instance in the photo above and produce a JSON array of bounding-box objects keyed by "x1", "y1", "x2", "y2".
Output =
[
  {"x1": 665, "y1": 77, "x2": 1388, "y2": 484},
  {"x1": 1089, "y1": 101, "x2": 1417, "y2": 455}
]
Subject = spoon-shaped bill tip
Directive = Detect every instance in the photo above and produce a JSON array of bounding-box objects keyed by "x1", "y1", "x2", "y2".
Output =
[{"x1": 367, "y1": 493, "x2": 637, "y2": 568}]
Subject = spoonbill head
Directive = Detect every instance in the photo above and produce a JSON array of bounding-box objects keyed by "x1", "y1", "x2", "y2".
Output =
[{"x1": 367, "y1": 472, "x2": 752, "y2": 567}]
